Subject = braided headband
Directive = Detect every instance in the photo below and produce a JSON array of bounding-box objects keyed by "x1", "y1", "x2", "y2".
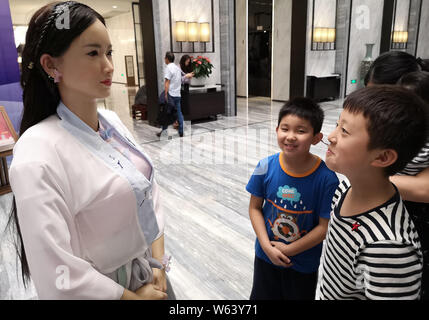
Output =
[{"x1": 28, "y1": 1, "x2": 77, "y2": 70}]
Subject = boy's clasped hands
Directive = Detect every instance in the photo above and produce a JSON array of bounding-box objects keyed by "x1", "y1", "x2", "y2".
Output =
[{"x1": 263, "y1": 241, "x2": 293, "y2": 268}]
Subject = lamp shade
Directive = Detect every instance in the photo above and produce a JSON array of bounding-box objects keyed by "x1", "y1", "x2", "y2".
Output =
[
  {"x1": 313, "y1": 28, "x2": 322, "y2": 42},
  {"x1": 327, "y1": 28, "x2": 336, "y2": 43},
  {"x1": 400, "y1": 31, "x2": 408, "y2": 43},
  {"x1": 199, "y1": 22, "x2": 210, "y2": 42},
  {"x1": 313, "y1": 27, "x2": 335, "y2": 43},
  {"x1": 393, "y1": 31, "x2": 408, "y2": 43},
  {"x1": 392, "y1": 31, "x2": 398, "y2": 43},
  {"x1": 320, "y1": 28, "x2": 328, "y2": 43},
  {"x1": 187, "y1": 22, "x2": 199, "y2": 42},
  {"x1": 175, "y1": 21, "x2": 187, "y2": 42}
]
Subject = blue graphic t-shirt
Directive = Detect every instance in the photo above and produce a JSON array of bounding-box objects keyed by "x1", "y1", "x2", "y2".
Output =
[{"x1": 246, "y1": 153, "x2": 339, "y2": 273}]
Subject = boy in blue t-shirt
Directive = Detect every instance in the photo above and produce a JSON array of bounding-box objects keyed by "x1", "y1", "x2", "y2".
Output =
[{"x1": 246, "y1": 98, "x2": 339, "y2": 300}]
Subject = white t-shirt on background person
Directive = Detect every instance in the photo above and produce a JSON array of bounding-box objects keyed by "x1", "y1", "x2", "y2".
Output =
[{"x1": 164, "y1": 63, "x2": 182, "y2": 97}]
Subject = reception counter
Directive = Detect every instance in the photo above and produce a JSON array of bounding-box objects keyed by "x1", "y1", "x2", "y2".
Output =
[{"x1": 182, "y1": 85, "x2": 225, "y2": 121}]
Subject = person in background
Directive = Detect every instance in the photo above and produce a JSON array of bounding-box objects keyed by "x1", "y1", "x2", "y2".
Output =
[
  {"x1": 364, "y1": 51, "x2": 429, "y2": 86},
  {"x1": 156, "y1": 52, "x2": 184, "y2": 138},
  {"x1": 366, "y1": 52, "x2": 429, "y2": 300},
  {"x1": 397, "y1": 70, "x2": 429, "y2": 111},
  {"x1": 9, "y1": 1, "x2": 173, "y2": 300},
  {"x1": 177, "y1": 54, "x2": 194, "y2": 127},
  {"x1": 391, "y1": 71, "x2": 429, "y2": 300}
]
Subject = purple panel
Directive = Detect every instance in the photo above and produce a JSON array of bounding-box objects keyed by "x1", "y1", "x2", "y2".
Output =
[
  {"x1": 0, "y1": 0, "x2": 20, "y2": 85},
  {"x1": 0, "y1": 81, "x2": 22, "y2": 101}
]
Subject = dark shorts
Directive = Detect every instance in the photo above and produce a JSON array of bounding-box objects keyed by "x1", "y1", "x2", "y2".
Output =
[{"x1": 250, "y1": 256, "x2": 318, "y2": 300}]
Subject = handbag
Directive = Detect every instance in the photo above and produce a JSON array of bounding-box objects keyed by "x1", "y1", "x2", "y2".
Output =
[{"x1": 156, "y1": 91, "x2": 177, "y2": 127}]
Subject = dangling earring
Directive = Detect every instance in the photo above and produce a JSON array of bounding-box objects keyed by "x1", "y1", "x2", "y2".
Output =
[{"x1": 53, "y1": 69, "x2": 62, "y2": 83}]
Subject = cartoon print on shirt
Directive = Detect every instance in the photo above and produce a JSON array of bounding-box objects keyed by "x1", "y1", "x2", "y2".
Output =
[
  {"x1": 277, "y1": 185, "x2": 301, "y2": 205},
  {"x1": 268, "y1": 185, "x2": 310, "y2": 243},
  {"x1": 271, "y1": 213, "x2": 300, "y2": 242}
]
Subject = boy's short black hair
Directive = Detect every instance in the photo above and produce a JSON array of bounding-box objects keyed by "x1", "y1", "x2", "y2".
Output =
[
  {"x1": 277, "y1": 97, "x2": 324, "y2": 134},
  {"x1": 344, "y1": 85, "x2": 429, "y2": 176}
]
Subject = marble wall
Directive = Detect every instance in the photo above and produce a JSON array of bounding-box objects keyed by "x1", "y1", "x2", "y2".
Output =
[
  {"x1": 335, "y1": 0, "x2": 352, "y2": 98},
  {"x1": 345, "y1": 0, "x2": 384, "y2": 95},
  {"x1": 417, "y1": 0, "x2": 429, "y2": 58},
  {"x1": 105, "y1": 11, "x2": 139, "y2": 86},
  {"x1": 170, "y1": 0, "x2": 214, "y2": 53},
  {"x1": 153, "y1": 0, "x2": 221, "y2": 94},
  {"x1": 235, "y1": 0, "x2": 247, "y2": 97},
  {"x1": 152, "y1": 0, "x2": 166, "y2": 96},
  {"x1": 237, "y1": 0, "x2": 339, "y2": 101},
  {"x1": 219, "y1": 0, "x2": 236, "y2": 116},
  {"x1": 314, "y1": 0, "x2": 337, "y2": 26},
  {"x1": 235, "y1": 0, "x2": 295, "y2": 101},
  {"x1": 236, "y1": 0, "x2": 427, "y2": 101},
  {"x1": 272, "y1": 0, "x2": 292, "y2": 101},
  {"x1": 406, "y1": 0, "x2": 421, "y2": 55},
  {"x1": 394, "y1": 0, "x2": 411, "y2": 31},
  {"x1": 305, "y1": 0, "x2": 337, "y2": 77}
]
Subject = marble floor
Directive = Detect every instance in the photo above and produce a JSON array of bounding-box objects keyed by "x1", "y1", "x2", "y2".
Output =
[{"x1": 0, "y1": 84, "x2": 345, "y2": 300}]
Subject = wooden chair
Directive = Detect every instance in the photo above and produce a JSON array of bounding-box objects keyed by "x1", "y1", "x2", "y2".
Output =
[
  {"x1": 0, "y1": 105, "x2": 18, "y2": 195},
  {"x1": 131, "y1": 104, "x2": 148, "y2": 120},
  {"x1": 0, "y1": 147, "x2": 13, "y2": 196}
]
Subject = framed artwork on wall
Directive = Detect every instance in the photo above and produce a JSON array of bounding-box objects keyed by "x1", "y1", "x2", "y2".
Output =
[
  {"x1": 0, "y1": 106, "x2": 17, "y2": 153},
  {"x1": 0, "y1": 105, "x2": 17, "y2": 195},
  {"x1": 125, "y1": 55, "x2": 136, "y2": 86}
]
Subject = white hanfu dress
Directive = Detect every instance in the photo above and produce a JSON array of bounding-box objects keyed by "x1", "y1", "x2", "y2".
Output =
[{"x1": 9, "y1": 102, "x2": 164, "y2": 299}]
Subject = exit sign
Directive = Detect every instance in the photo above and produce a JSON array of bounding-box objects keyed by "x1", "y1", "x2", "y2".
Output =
[{"x1": 351, "y1": 79, "x2": 357, "y2": 84}]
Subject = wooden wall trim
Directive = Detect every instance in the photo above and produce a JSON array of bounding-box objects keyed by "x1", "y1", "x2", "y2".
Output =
[
  {"x1": 139, "y1": 0, "x2": 159, "y2": 125},
  {"x1": 380, "y1": 0, "x2": 395, "y2": 54},
  {"x1": 289, "y1": 0, "x2": 308, "y2": 99}
]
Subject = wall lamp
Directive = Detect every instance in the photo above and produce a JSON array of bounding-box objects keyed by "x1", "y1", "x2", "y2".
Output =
[
  {"x1": 175, "y1": 21, "x2": 187, "y2": 52},
  {"x1": 391, "y1": 31, "x2": 408, "y2": 49},
  {"x1": 174, "y1": 21, "x2": 211, "y2": 53},
  {"x1": 312, "y1": 27, "x2": 336, "y2": 51},
  {"x1": 199, "y1": 22, "x2": 211, "y2": 52}
]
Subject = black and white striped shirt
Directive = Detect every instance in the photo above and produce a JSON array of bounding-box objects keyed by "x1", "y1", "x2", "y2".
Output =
[
  {"x1": 400, "y1": 141, "x2": 429, "y2": 176},
  {"x1": 316, "y1": 181, "x2": 423, "y2": 300}
]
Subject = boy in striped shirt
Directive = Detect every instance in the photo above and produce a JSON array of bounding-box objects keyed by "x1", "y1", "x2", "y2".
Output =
[{"x1": 316, "y1": 86, "x2": 428, "y2": 300}]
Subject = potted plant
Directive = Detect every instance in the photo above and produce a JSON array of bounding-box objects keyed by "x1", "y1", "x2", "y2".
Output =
[{"x1": 190, "y1": 56, "x2": 214, "y2": 87}]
